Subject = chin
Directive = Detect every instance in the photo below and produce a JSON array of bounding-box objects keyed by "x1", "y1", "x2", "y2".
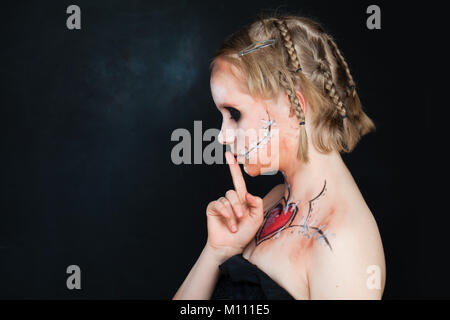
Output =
[
  {"x1": 242, "y1": 152, "x2": 278, "y2": 176},
  {"x1": 242, "y1": 163, "x2": 261, "y2": 177}
]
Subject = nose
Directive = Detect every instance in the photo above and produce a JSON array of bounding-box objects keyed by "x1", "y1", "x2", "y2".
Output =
[{"x1": 218, "y1": 125, "x2": 236, "y2": 145}]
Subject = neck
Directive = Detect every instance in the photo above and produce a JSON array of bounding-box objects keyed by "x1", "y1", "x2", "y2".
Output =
[{"x1": 280, "y1": 148, "x2": 349, "y2": 208}]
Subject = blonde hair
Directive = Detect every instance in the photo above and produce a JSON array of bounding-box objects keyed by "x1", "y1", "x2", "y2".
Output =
[{"x1": 209, "y1": 13, "x2": 375, "y2": 163}]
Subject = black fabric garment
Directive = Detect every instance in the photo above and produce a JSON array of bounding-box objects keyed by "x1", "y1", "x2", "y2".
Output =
[{"x1": 211, "y1": 253, "x2": 295, "y2": 300}]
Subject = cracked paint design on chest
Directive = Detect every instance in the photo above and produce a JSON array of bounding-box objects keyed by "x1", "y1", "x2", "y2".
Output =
[{"x1": 255, "y1": 180, "x2": 334, "y2": 251}]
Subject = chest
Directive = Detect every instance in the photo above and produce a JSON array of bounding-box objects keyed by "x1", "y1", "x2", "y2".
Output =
[
  {"x1": 241, "y1": 186, "x2": 339, "y2": 299},
  {"x1": 242, "y1": 226, "x2": 313, "y2": 299}
]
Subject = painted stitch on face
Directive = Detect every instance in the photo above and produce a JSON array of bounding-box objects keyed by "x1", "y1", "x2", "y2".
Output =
[{"x1": 238, "y1": 110, "x2": 276, "y2": 160}]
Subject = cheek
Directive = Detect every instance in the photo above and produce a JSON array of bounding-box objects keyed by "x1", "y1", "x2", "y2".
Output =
[
  {"x1": 235, "y1": 109, "x2": 275, "y2": 152},
  {"x1": 233, "y1": 121, "x2": 254, "y2": 146},
  {"x1": 278, "y1": 125, "x2": 297, "y2": 154}
]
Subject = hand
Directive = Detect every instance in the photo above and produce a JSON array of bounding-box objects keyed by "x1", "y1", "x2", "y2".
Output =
[{"x1": 205, "y1": 151, "x2": 264, "y2": 261}]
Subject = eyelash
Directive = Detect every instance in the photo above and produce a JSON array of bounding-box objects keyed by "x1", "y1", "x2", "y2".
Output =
[{"x1": 224, "y1": 107, "x2": 241, "y2": 122}]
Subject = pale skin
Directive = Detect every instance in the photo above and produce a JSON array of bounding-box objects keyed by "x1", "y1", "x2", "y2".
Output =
[{"x1": 173, "y1": 57, "x2": 386, "y2": 300}]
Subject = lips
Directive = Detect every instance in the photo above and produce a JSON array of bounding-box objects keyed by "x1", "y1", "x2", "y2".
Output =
[
  {"x1": 256, "y1": 202, "x2": 298, "y2": 244},
  {"x1": 234, "y1": 150, "x2": 246, "y2": 157},
  {"x1": 232, "y1": 151, "x2": 246, "y2": 163}
]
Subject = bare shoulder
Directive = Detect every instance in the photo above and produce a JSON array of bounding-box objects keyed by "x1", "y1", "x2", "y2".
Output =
[
  {"x1": 307, "y1": 205, "x2": 386, "y2": 299},
  {"x1": 262, "y1": 184, "x2": 285, "y2": 211}
]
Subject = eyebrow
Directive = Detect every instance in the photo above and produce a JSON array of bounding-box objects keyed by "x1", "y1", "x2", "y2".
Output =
[{"x1": 217, "y1": 102, "x2": 239, "y2": 109}]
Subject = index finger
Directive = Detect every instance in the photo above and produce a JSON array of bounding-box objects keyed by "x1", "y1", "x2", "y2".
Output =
[{"x1": 225, "y1": 151, "x2": 247, "y2": 202}]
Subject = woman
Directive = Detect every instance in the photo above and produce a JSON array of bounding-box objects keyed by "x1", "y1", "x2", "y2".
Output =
[{"x1": 173, "y1": 13, "x2": 385, "y2": 300}]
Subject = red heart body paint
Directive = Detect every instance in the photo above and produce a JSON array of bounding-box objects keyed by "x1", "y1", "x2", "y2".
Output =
[
  {"x1": 254, "y1": 180, "x2": 333, "y2": 251},
  {"x1": 255, "y1": 200, "x2": 299, "y2": 245}
]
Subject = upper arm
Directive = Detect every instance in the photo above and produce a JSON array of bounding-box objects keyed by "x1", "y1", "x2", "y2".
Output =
[{"x1": 307, "y1": 218, "x2": 386, "y2": 300}]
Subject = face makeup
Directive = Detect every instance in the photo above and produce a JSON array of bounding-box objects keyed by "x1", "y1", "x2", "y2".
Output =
[{"x1": 236, "y1": 111, "x2": 276, "y2": 160}]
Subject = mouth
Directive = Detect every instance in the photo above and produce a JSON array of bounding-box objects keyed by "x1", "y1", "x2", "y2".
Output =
[{"x1": 233, "y1": 152, "x2": 246, "y2": 163}]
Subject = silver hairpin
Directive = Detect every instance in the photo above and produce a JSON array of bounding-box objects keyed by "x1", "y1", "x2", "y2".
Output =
[{"x1": 238, "y1": 39, "x2": 277, "y2": 57}]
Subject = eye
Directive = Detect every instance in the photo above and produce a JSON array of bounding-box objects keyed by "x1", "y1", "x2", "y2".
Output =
[{"x1": 224, "y1": 106, "x2": 241, "y2": 122}]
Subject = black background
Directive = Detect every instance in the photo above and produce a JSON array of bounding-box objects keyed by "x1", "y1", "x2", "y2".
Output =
[{"x1": 0, "y1": 0, "x2": 444, "y2": 299}]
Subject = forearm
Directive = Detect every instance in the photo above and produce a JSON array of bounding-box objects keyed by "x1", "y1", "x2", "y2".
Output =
[{"x1": 172, "y1": 244, "x2": 227, "y2": 300}]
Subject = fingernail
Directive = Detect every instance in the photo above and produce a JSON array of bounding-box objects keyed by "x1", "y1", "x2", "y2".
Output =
[{"x1": 231, "y1": 225, "x2": 237, "y2": 232}]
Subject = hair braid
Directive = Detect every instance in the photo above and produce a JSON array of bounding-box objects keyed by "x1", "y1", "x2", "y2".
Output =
[
  {"x1": 326, "y1": 35, "x2": 357, "y2": 98},
  {"x1": 279, "y1": 73, "x2": 303, "y2": 121},
  {"x1": 318, "y1": 60, "x2": 347, "y2": 117},
  {"x1": 324, "y1": 35, "x2": 367, "y2": 150},
  {"x1": 273, "y1": 19, "x2": 309, "y2": 162},
  {"x1": 318, "y1": 56, "x2": 359, "y2": 151}
]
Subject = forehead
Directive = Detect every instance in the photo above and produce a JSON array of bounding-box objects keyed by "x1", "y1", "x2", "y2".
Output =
[{"x1": 210, "y1": 58, "x2": 249, "y2": 106}]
